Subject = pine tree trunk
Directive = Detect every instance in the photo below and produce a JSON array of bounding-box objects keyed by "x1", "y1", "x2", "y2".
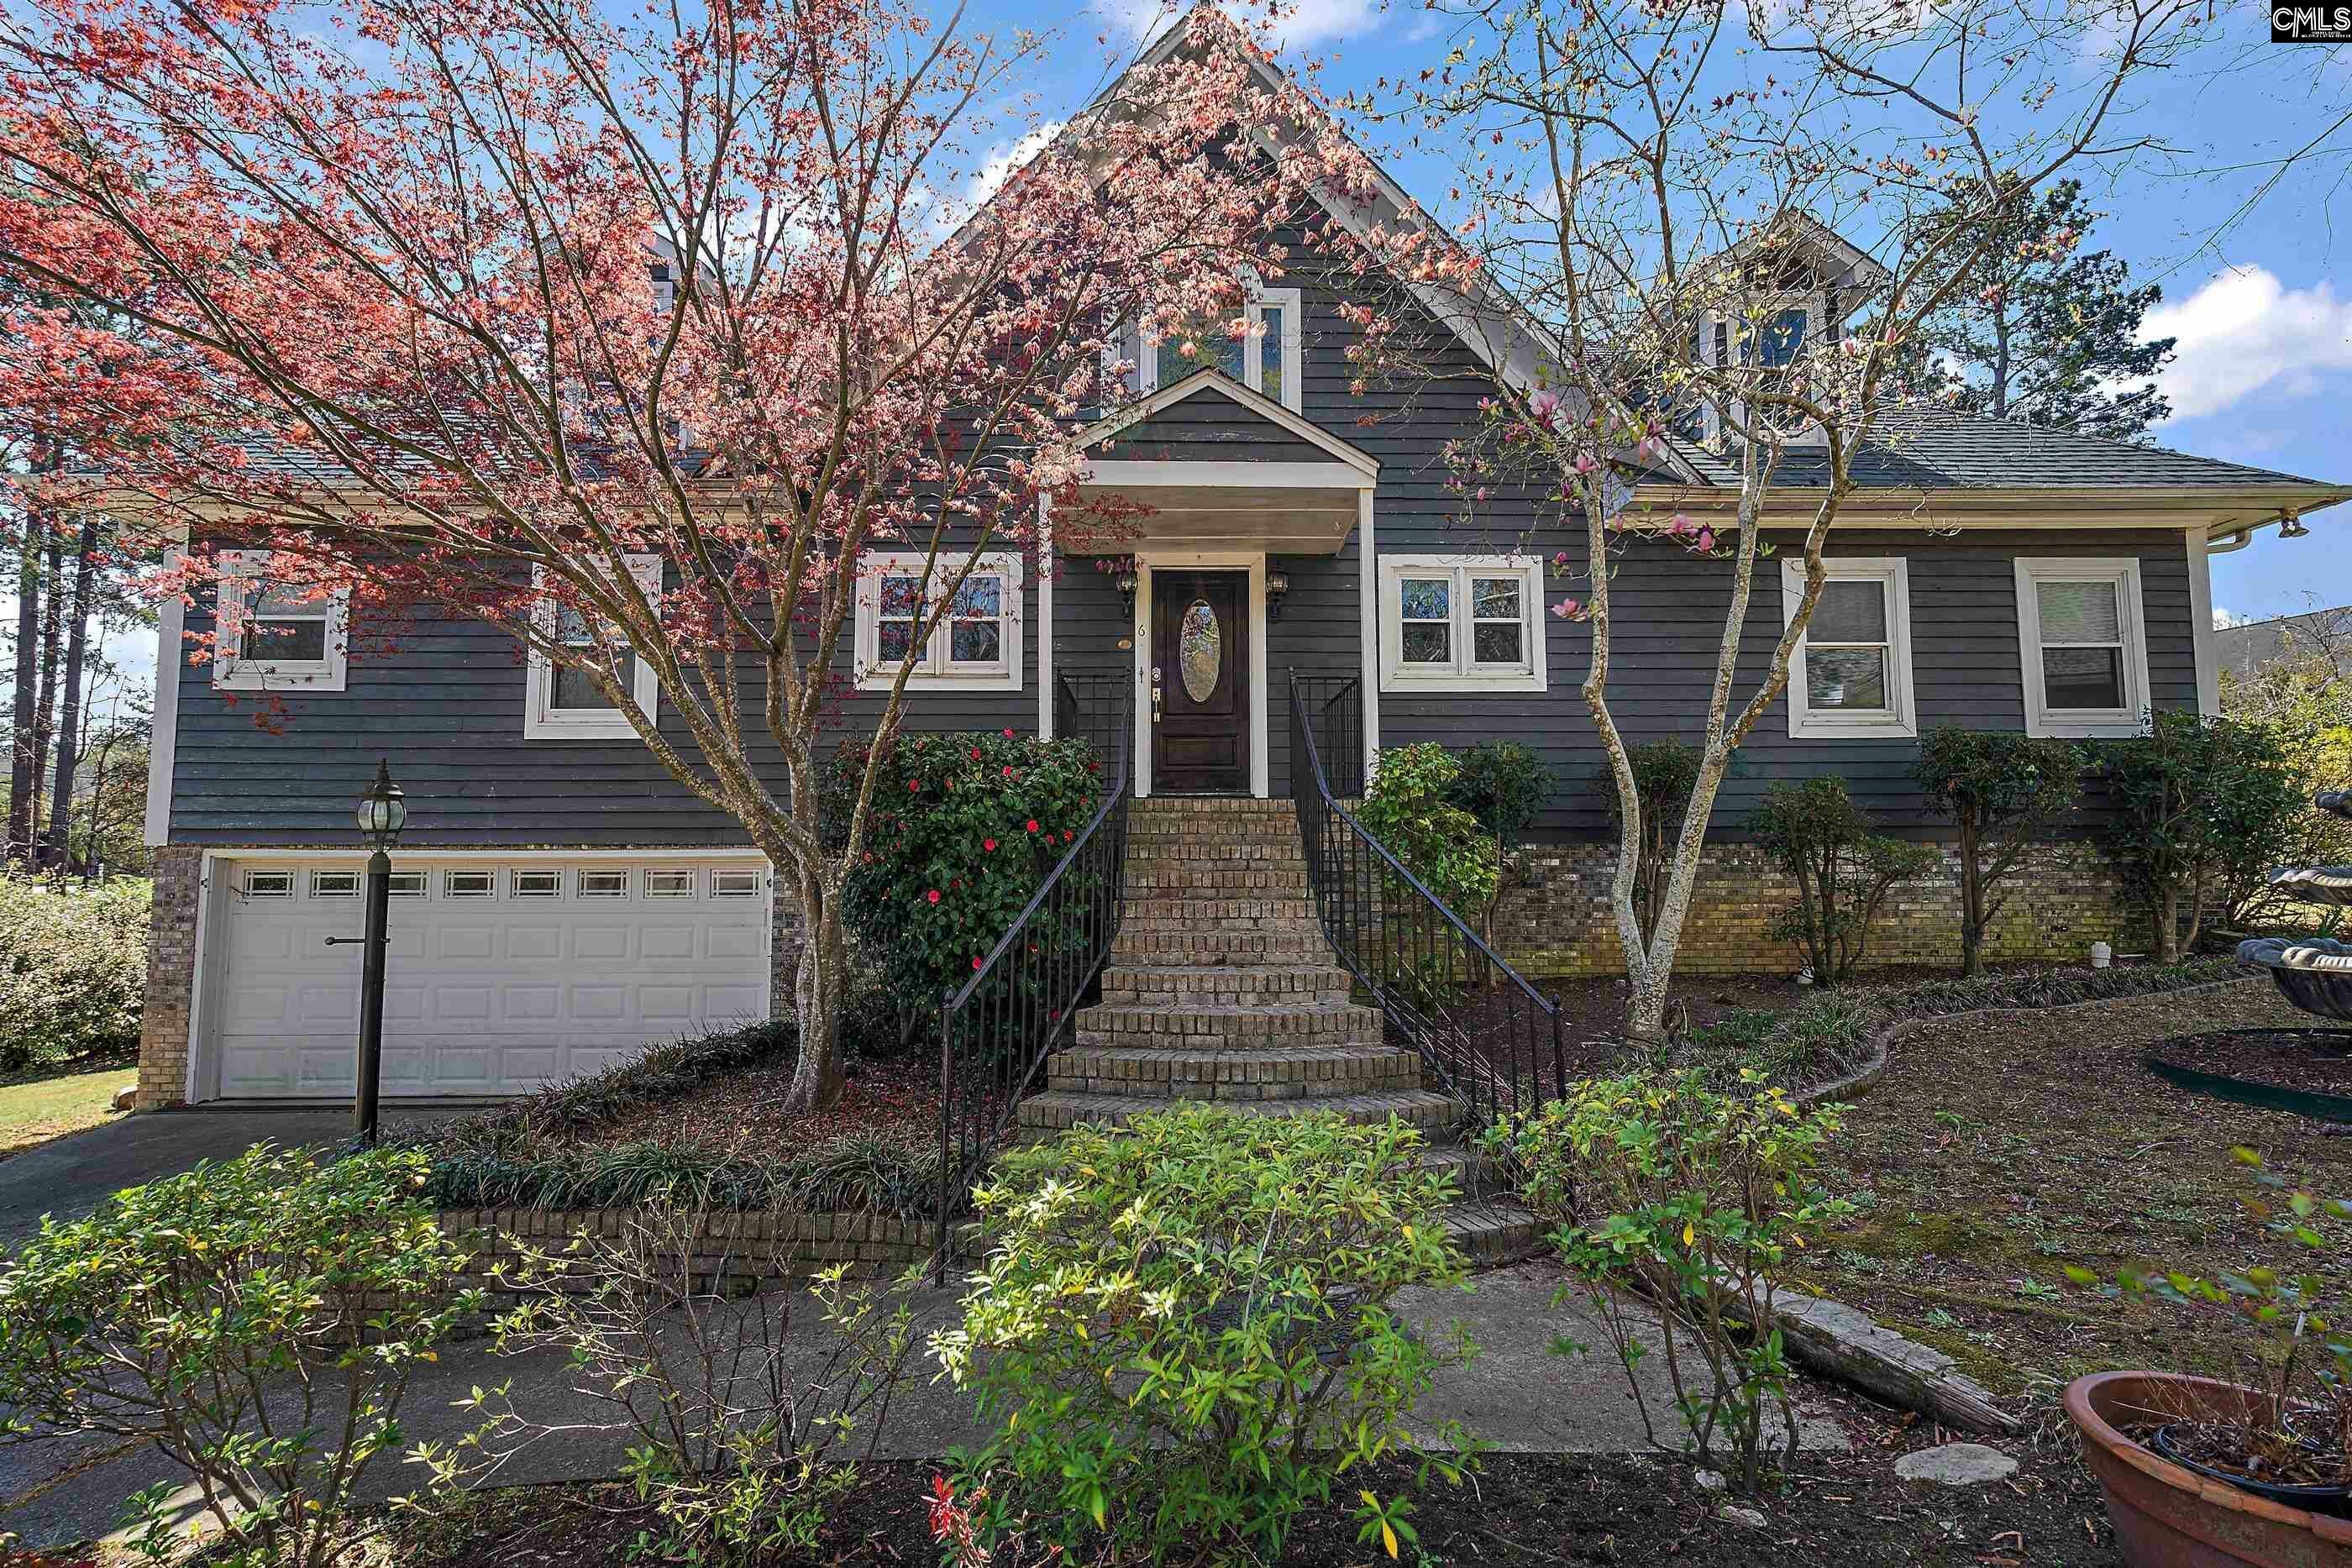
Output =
[
  {"x1": 5, "y1": 533, "x2": 39, "y2": 868},
  {"x1": 41, "y1": 512, "x2": 102, "y2": 869},
  {"x1": 27, "y1": 538, "x2": 62, "y2": 854}
]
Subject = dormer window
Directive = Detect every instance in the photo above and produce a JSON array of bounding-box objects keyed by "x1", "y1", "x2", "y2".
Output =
[
  {"x1": 1109, "y1": 277, "x2": 1304, "y2": 413},
  {"x1": 1700, "y1": 291, "x2": 1829, "y2": 450}
]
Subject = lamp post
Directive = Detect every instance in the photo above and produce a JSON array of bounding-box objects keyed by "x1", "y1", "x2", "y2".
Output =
[{"x1": 350, "y1": 759, "x2": 406, "y2": 1145}]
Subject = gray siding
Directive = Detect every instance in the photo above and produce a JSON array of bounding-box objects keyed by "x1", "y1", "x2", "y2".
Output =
[{"x1": 1105, "y1": 385, "x2": 1332, "y2": 462}]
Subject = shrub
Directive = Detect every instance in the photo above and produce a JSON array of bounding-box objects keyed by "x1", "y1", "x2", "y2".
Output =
[
  {"x1": 1750, "y1": 777, "x2": 1937, "y2": 985},
  {"x1": 1446, "y1": 739, "x2": 1550, "y2": 851},
  {"x1": 2099, "y1": 711, "x2": 2307, "y2": 962},
  {"x1": 421, "y1": 1129, "x2": 943, "y2": 1218},
  {"x1": 0, "y1": 1143, "x2": 479, "y2": 1567},
  {"x1": 1604, "y1": 738, "x2": 1704, "y2": 947},
  {"x1": 0, "y1": 876, "x2": 148, "y2": 1071},
  {"x1": 827, "y1": 730, "x2": 1102, "y2": 1007},
  {"x1": 931, "y1": 1105, "x2": 1478, "y2": 1564},
  {"x1": 1914, "y1": 728, "x2": 2085, "y2": 978},
  {"x1": 1487, "y1": 1072, "x2": 1853, "y2": 1492},
  {"x1": 1358, "y1": 742, "x2": 1501, "y2": 919},
  {"x1": 421, "y1": 1214, "x2": 916, "y2": 1566}
]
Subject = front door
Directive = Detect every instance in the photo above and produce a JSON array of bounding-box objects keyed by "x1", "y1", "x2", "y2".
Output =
[{"x1": 1152, "y1": 569, "x2": 1250, "y2": 794}]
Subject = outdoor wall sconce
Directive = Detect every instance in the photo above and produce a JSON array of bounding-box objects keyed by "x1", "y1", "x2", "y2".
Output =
[
  {"x1": 1266, "y1": 566, "x2": 1290, "y2": 621},
  {"x1": 2279, "y1": 511, "x2": 2311, "y2": 539},
  {"x1": 1116, "y1": 569, "x2": 1139, "y2": 619}
]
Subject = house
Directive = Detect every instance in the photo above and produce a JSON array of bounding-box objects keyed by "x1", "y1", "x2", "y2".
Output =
[
  {"x1": 2215, "y1": 603, "x2": 2349, "y2": 681},
  {"x1": 131, "y1": 24, "x2": 2352, "y2": 1111}
]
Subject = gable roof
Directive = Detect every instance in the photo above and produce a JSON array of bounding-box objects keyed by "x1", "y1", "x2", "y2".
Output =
[{"x1": 1075, "y1": 366, "x2": 1379, "y2": 475}]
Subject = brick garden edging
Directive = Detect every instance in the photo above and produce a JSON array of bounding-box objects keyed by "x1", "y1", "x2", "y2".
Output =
[{"x1": 435, "y1": 1206, "x2": 940, "y2": 1304}]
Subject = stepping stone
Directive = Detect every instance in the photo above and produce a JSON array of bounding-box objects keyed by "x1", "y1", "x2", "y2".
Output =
[{"x1": 1894, "y1": 1442, "x2": 2019, "y2": 1486}]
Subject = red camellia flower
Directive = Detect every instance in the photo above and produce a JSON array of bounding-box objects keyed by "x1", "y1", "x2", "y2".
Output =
[
  {"x1": 1001, "y1": 764, "x2": 1014, "y2": 778},
  {"x1": 972, "y1": 955, "x2": 983, "y2": 970},
  {"x1": 926, "y1": 889, "x2": 941, "y2": 904},
  {"x1": 1025, "y1": 819, "x2": 1040, "y2": 833},
  {"x1": 1002, "y1": 727, "x2": 1015, "y2": 739},
  {"x1": 907, "y1": 779, "x2": 921, "y2": 791},
  {"x1": 983, "y1": 837, "x2": 996, "y2": 852},
  {"x1": 1063, "y1": 830, "x2": 1074, "y2": 842},
  {"x1": 969, "y1": 747, "x2": 980, "y2": 760}
]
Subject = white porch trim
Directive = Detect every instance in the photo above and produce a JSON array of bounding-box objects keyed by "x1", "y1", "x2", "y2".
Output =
[
  {"x1": 1131, "y1": 549, "x2": 1270, "y2": 800},
  {"x1": 1356, "y1": 490, "x2": 1381, "y2": 779},
  {"x1": 1077, "y1": 367, "x2": 1381, "y2": 478},
  {"x1": 2187, "y1": 525, "x2": 2220, "y2": 717},
  {"x1": 1081, "y1": 459, "x2": 1377, "y2": 491},
  {"x1": 144, "y1": 560, "x2": 185, "y2": 847}
]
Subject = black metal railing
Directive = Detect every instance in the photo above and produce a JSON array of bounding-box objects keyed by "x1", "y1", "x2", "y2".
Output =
[
  {"x1": 1289, "y1": 673, "x2": 1564, "y2": 1131},
  {"x1": 933, "y1": 669, "x2": 1133, "y2": 1272}
]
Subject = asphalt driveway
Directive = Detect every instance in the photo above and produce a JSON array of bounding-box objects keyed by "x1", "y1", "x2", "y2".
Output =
[{"x1": 0, "y1": 1105, "x2": 463, "y2": 1252}]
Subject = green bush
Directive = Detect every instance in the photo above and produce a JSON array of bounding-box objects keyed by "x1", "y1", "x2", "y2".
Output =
[
  {"x1": 827, "y1": 730, "x2": 1102, "y2": 1006},
  {"x1": 423, "y1": 1216, "x2": 916, "y2": 1566},
  {"x1": 1359, "y1": 743, "x2": 1501, "y2": 919},
  {"x1": 1750, "y1": 777, "x2": 1938, "y2": 985},
  {"x1": 0, "y1": 1143, "x2": 480, "y2": 1567},
  {"x1": 1446, "y1": 740, "x2": 1550, "y2": 850},
  {"x1": 1487, "y1": 1072, "x2": 1853, "y2": 1492},
  {"x1": 1914, "y1": 728, "x2": 2085, "y2": 978},
  {"x1": 932, "y1": 1105, "x2": 1478, "y2": 1564},
  {"x1": 1605, "y1": 738, "x2": 1704, "y2": 947},
  {"x1": 2099, "y1": 711, "x2": 2310, "y2": 960},
  {"x1": 0, "y1": 876, "x2": 148, "y2": 1070}
]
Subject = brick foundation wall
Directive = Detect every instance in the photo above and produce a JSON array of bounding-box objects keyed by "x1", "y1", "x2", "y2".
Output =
[
  {"x1": 1490, "y1": 840, "x2": 2146, "y2": 978},
  {"x1": 136, "y1": 846, "x2": 204, "y2": 1110}
]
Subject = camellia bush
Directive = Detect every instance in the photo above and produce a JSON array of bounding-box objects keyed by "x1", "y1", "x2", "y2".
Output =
[
  {"x1": 930, "y1": 1105, "x2": 1480, "y2": 1565},
  {"x1": 827, "y1": 731, "x2": 1101, "y2": 1008},
  {"x1": 1487, "y1": 1072, "x2": 1852, "y2": 1492},
  {"x1": 0, "y1": 877, "x2": 149, "y2": 1071},
  {"x1": 1751, "y1": 778, "x2": 1938, "y2": 986},
  {"x1": 0, "y1": 1143, "x2": 480, "y2": 1568}
]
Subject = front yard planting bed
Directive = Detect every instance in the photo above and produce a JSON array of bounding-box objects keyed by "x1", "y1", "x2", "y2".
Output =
[{"x1": 1793, "y1": 978, "x2": 2345, "y2": 1400}]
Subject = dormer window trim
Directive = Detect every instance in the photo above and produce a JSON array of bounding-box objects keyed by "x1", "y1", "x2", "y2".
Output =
[
  {"x1": 1107, "y1": 273, "x2": 1305, "y2": 414},
  {"x1": 1700, "y1": 288, "x2": 1830, "y2": 452}
]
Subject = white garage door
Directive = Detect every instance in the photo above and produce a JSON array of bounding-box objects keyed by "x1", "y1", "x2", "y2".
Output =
[{"x1": 201, "y1": 855, "x2": 772, "y2": 1100}]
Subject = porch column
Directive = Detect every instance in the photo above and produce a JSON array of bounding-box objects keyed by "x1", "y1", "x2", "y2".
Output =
[
  {"x1": 1037, "y1": 494, "x2": 1055, "y2": 738},
  {"x1": 1357, "y1": 488, "x2": 1380, "y2": 779}
]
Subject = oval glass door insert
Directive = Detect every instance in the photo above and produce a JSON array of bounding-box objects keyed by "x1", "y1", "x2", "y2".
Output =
[{"x1": 1179, "y1": 599, "x2": 1221, "y2": 702}]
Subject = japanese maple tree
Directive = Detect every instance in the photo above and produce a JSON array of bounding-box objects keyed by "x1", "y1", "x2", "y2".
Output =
[{"x1": 0, "y1": 0, "x2": 1314, "y2": 1109}]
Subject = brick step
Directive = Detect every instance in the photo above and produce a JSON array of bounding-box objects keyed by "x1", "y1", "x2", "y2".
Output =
[
  {"x1": 1074, "y1": 999, "x2": 1383, "y2": 1050},
  {"x1": 1123, "y1": 847, "x2": 1307, "y2": 871},
  {"x1": 1047, "y1": 1044, "x2": 1423, "y2": 1100},
  {"x1": 1125, "y1": 868, "x2": 1310, "y2": 894},
  {"x1": 1117, "y1": 895, "x2": 1315, "y2": 926},
  {"x1": 1109, "y1": 929, "x2": 1335, "y2": 967},
  {"x1": 1132, "y1": 799, "x2": 1299, "y2": 820},
  {"x1": 1442, "y1": 1197, "x2": 1547, "y2": 1266},
  {"x1": 1015, "y1": 1088, "x2": 1461, "y2": 1136},
  {"x1": 1100, "y1": 963, "x2": 1352, "y2": 1006}
]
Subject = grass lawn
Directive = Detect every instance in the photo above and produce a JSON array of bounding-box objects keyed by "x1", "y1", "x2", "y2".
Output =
[
  {"x1": 1793, "y1": 976, "x2": 2345, "y2": 1400},
  {"x1": 0, "y1": 1058, "x2": 134, "y2": 1161}
]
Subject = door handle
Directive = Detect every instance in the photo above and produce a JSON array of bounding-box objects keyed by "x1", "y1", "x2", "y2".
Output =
[{"x1": 1150, "y1": 665, "x2": 1163, "y2": 724}]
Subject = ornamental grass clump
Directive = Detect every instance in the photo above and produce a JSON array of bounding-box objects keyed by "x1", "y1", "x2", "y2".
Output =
[
  {"x1": 1487, "y1": 1071, "x2": 1853, "y2": 1492},
  {"x1": 0, "y1": 1143, "x2": 480, "y2": 1568},
  {"x1": 930, "y1": 1104, "x2": 1480, "y2": 1565}
]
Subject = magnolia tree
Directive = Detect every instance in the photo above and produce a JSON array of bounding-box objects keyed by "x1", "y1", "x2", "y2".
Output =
[
  {"x1": 1330, "y1": 0, "x2": 2208, "y2": 1041},
  {"x1": 0, "y1": 0, "x2": 1317, "y2": 1109}
]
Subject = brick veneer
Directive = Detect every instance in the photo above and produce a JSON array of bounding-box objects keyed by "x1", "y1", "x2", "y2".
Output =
[
  {"x1": 136, "y1": 845, "x2": 204, "y2": 1109},
  {"x1": 1489, "y1": 839, "x2": 2146, "y2": 978}
]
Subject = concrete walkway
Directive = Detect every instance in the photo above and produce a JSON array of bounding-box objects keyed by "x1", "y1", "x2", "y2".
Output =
[
  {"x1": 0, "y1": 1260, "x2": 1846, "y2": 1550},
  {"x1": 0, "y1": 1107, "x2": 467, "y2": 1251}
]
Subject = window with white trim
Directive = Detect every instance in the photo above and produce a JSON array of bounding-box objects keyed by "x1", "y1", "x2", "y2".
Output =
[
  {"x1": 524, "y1": 555, "x2": 662, "y2": 740},
  {"x1": 1377, "y1": 555, "x2": 1546, "y2": 693},
  {"x1": 1108, "y1": 278, "x2": 1305, "y2": 413},
  {"x1": 213, "y1": 551, "x2": 349, "y2": 691},
  {"x1": 2014, "y1": 558, "x2": 2150, "y2": 737},
  {"x1": 1782, "y1": 558, "x2": 1917, "y2": 739},
  {"x1": 853, "y1": 552, "x2": 1024, "y2": 692}
]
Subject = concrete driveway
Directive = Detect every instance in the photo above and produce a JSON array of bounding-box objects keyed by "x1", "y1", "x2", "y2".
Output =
[{"x1": 0, "y1": 1106, "x2": 465, "y2": 1252}]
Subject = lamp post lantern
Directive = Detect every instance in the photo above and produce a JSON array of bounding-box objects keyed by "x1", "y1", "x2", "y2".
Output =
[{"x1": 350, "y1": 758, "x2": 406, "y2": 1144}]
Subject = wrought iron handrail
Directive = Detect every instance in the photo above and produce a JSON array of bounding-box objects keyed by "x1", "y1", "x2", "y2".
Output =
[
  {"x1": 933, "y1": 669, "x2": 1132, "y2": 1274},
  {"x1": 1288, "y1": 674, "x2": 1564, "y2": 1131}
]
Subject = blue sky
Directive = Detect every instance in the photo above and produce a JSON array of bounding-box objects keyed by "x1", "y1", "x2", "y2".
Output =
[{"x1": 964, "y1": 0, "x2": 2352, "y2": 626}]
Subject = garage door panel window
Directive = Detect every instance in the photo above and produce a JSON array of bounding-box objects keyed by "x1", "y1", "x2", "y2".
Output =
[
  {"x1": 386, "y1": 873, "x2": 426, "y2": 896},
  {"x1": 1782, "y1": 558, "x2": 1916, "y2": 739},
  {"x1": 2015, "y1": 558, "x2": 2150, "y2": 737},
  {"x1": 213, "y1": 551, "x2": 349, "y2": 693},
  {"x1": 444, "y1": 870, "x2": 495, "y2": 898},
  {"x1": 311, "y1": 870, "x2": 360, "y2": 897},
  {"x1": 512, "y1": 870, "x2": 562, "y2": 897},
  {"x1": 577, "y1": 869, "x2": 629, "y2": 898},
  {"x1": 1378, "y1": 556, "x2": 1546, "y2": 693},
  {"x1": 525, "y1": 556, "x2": 663, "y2": 740},
  {"x1": 711, "y1": 868, "x2": 763, "y2": 897},
  {"x1": 644, "y1": 869, "x2": 697, "y2": 897},
  {"x1": 242, "y1": 869, "x2": 293, "y2": 898}
]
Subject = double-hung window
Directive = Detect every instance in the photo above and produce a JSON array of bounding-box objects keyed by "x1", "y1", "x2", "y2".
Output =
[
  {"x1": 213, "y1": 551, "x2": 349, "y2": 692},
  {"x1": 524, "y1": 555, "x2": 662, "y2": 740},
  {"x1": 1378, "y1": 554, "x2": 1546, "y2": 693},
  {"x1": 2014, "y1": 558, "x2": 2149, "y2": 737},
  {"x1": 1109, "y1": 277, "x2": 1305, "y2": 413},
  {"x1": 854, "y1": 551, "x2": 1024, "y2": 692},
  {"x1": 1782, "y1": 558, "x2": 1916, "y2": 739}
]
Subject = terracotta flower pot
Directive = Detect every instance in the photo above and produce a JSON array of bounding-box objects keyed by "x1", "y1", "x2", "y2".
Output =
[{"x1": 2067, "y1": 1371, "x2": 2352, "y2": 1567}]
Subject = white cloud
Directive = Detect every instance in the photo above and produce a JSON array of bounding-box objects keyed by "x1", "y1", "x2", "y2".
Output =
[
  {"x1": 2142, "y1": 265, "x2": 2352, "y2": 423},
  {"x1": 1094, "y1": 0, "x2": 1380, "y2": 50},
  {"x1": 964, "y1": 123, "x2": 1064, "y2": 212}
]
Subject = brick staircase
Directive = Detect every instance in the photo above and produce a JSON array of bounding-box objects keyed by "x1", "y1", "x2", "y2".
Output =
[{"x1": 1013, "y1": 795, "x2": 1540, "y2": 1266}]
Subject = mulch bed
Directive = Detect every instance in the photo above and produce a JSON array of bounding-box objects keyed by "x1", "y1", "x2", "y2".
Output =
[
  {"x1": 559, "y1": 1053, "x2": 938, "y2": 1156},
  {"x1": 2147, "y1": 1025, "x2": 2352, "y2": 1097},
  {"x1": 1798, "y1": 980, "x2": 2351, "y2": 1401},
  {"x1": 286, "y1": 1399, "x2": 2126, "y2": 1568}
]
